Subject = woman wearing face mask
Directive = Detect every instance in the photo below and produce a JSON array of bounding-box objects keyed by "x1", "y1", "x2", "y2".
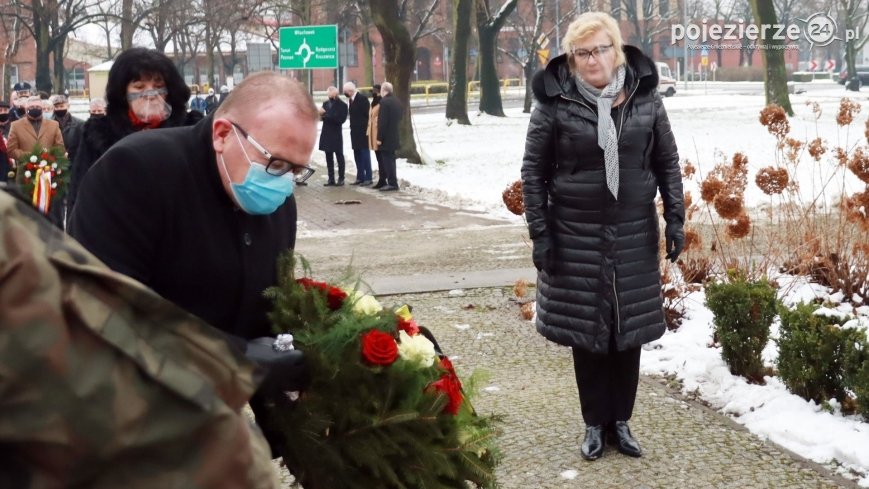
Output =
[{"x1": 68, "y1": 47, "x2": 197, "y2": 213}]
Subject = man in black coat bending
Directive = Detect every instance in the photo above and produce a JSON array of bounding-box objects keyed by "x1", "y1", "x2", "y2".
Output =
[
  {"x1": 376, "y1": 82, "x2": 402, "y2": 192},
  {"x1": 342, "y1": 82, "x2": 372, "y2": 185},
  {"x1": 68, "y1": 72, "x2": 319, "y2": 457},
  {"x1": 318, "y1": 86, "x2": 348, "y2": 186}
]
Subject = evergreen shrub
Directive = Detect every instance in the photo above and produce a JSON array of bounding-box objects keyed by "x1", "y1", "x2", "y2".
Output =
[{"x1": 705, "y1": 273, "x2": 778, "y2": 382}]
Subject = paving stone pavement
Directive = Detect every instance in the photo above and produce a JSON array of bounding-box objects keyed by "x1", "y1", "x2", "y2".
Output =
[{"x1": 283, "y1": 168, "x2": 857, "y2": 488}]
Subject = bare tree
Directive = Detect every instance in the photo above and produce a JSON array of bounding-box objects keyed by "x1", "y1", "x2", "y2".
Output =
[
  {"x1": 446, "y1": 0, "x2": 474, "y2": 123},
  {"x1": 141, "y1": 0, "x2": 189, "y2": 52},
  {"x1": 620, "y1": 0, "x2": 679, "y2": 55},
  {"x1": 838, "y1": 0, "x2": 869, "y2": 91},
  {"x1": 1, "y1": 0, "x2": 106, "y2": 93},
  {"x1": 500, "y1": 0, "x2": 577, "y2": 113},
  {"x1": 370, "y1": 0, "x2": 422, "y2": 162},
  {"x1": 92, "y1": 0, "x2": 121, "y2": 58},
  {"x1": 749, "y1": 0, "x2": 792, "y2": 113},
  {"x1": 476, "y1": 0, "x2": 519, "y2": 116},
  {"x1": 1, "y1": 9, "x2": 25, "y2": 96}
]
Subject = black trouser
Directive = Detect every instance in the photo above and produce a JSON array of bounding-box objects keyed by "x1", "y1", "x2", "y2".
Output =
[
  {"x1": 374, "y1": 150, "x2": 385, "y2": 185},
  {"x1": 379, "y1": 150, "x2": 397, "y2": 187},
  {"x1": 324, "y1": 151, "x2": 345, "y2": 183},
  {"x1": 571, "y1": 338, "x2": 641, "y2": 427}
]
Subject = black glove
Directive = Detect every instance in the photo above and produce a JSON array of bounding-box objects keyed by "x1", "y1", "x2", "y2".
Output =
[
  {"x1": 664, "y1": 222, "x2": 685, "y2": 263},
  {"x1": 245, "y1": 337, "x2": 310, "y2": 398},
  {"x1": 532, "y1": 237, "x2": 552, "y2": 272}
]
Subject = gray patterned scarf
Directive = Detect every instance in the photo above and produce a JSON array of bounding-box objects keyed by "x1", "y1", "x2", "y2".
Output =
[{"x1": 574, "y1": 64, "x2": 626, "y2": 199}]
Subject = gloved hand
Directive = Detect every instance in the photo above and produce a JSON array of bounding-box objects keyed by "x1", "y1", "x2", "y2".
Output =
[
  {"x1": 245, "y1": 337, "x2": 310, "y2": 399},
  {"x1": 664, "y1": 222, "x2": 685, "y2": 263},
  {"x1": 532, "y1": 237, "x2": 552, "y2": 273}
]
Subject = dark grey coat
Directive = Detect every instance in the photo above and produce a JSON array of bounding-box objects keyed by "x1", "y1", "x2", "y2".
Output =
[
  {"x1": 522, "y1": 45, "x2": 685, "y2": 354},
  {"x1": 318, "y1": 97, "x2": 347, "y2": 153},
  {"x1": 347, "y1": 93, "x2": 370, "y2": 150},
  {"x1": 376, "y1": 94, "x2": 402, "y2": 152}
]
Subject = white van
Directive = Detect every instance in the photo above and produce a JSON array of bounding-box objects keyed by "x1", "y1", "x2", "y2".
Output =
[{"x1": 655, "y1": 62, "x2": 677, "y2": 97}]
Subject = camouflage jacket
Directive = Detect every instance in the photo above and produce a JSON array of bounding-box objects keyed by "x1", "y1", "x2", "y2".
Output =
[{"x1": 0, "y1": 190, "x2": 279, "y2": 489}]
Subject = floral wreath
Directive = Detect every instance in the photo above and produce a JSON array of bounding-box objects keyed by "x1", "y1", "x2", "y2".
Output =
[
  {"x1": 263, "y1": 254, "x2": 501, "y2": 489},
  {"x1": 10, "y1": 144, "x2": 70, "y2": 214}
]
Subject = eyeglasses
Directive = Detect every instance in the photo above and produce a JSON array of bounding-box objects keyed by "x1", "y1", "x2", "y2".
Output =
[
  {"x1": 571, "y1": 44, "x2": 614, "y2": 62},
  {"x1": 126, "y1": 88, "x2": 168, "y2": 101},
  {"x1": 230, "y1": 122, "x2": 315, "y2": 183}
]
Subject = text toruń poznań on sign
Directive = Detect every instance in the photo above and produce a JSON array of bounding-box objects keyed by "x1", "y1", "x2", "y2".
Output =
[{"x1": 279, "y1": 25, "x2": 338, "y2": 70}]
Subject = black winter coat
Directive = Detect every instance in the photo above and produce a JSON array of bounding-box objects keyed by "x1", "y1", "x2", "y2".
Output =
[
  {"x1": 68, "y1": 114, "x2": 297, "y2": 341},
  {"x1": 522, "y1": 45, "x2": 685, "y2": 354},
  {"x1": 347, "y1": 93, "x2": 370, "y2": 150},
  {"x1": 376, "y1": 94, "x2": 402, "y2": 152},
  {"x1": 318, "y1": 97, "x2": 347, "y2": 153},
  {"x1": 68, "y1": 109, "x2": 201, "y2": 211}
]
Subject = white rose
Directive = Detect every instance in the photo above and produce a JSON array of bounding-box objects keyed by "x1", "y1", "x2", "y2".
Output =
[
  {"x1": 51, "y1": 163, "x2": 58, "y2": 169},
  {"x1": 397, "y1": 330, "x2": 437, "y2": 368},
  {"x1": 29, "y1": 155, "x2": 38, "y2": 163},
  {"x1": 351, "y1": 291, "x2": 383, "y2": 316},
  {"x1": 51, "y1": 182, "x2": 57, "y2": 189},
  {"x1": 39, "y1": 160, "x2": 47, "y2": 167},
  {"x1": 24, "y1": 170, "x2": 31, "y2": 178}
]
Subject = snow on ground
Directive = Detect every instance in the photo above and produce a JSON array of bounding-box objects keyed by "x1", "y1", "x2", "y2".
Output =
[
  {"x1": 371, "y1": 81, "x2": 869, "y2": 484},
  {"x1": 388, "y1": 81, "x2": 869, "y2": 221},
  {"x1": 642, "y1": 280, "x2": 869, "y2": 486}
]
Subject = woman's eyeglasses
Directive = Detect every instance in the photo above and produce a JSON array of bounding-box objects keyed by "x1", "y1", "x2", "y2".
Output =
[{"x1": 571, "y1": 44, "x2": 614, "y2": 62}]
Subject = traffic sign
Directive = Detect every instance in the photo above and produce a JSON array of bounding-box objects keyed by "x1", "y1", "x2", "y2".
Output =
[
  {"x1": 701, "y1": 56, "x2": 709, "y2": 67},
  {"x1": 279, "y1": 25, "x2": 338, "y2": 69},
  {"x1": 809, "y1": 59, "x2": 818, "y2": 72},
  {"x1": 826, "y1": 59, "x2": 835, "y2": 71},
  {"x1": 701, "y1": 47, "x2": 709, "y2": 57},
  {"x1": 710, "y1": 61, "x2": 717, "y2": 72}
]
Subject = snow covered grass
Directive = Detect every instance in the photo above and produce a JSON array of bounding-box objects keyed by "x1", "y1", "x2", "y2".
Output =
[{"x1": 644, "y1": 276, "x2": 869, "y2": 486}]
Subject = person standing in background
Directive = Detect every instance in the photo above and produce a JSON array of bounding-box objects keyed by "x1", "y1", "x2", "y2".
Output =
[
  {"x1": 88, "y1": 98, "x2": 107, "y2": 118},
  {"x1": 375, "y1": 82, "x2": 401, "y2": 192},
  {"x1": 67, "y1": 47, "x2": 194, "y2": 213},
  {"x1": 7, "y1": 96, "x2": 65, "y2": 161},
  {"x1": 0, "y1": 101, "x2": 8, "y2": 183},
  {"x1": 0, "y1": 100, "x2": 11, "y2": 138},
  {"x1": 51, "y1": 94, "x2": 84, "y2": 162},
  {"x1": 190, "y1": 87, "x2": 208, "y2": 114},
  {"x1": 367, "y1": 85, "x2": 386, "y2": 188},
  {"x1": 342, "y1": 82, "x2": 372, "y2": 186},
  {"x1": 318, "y1": 86, "x2": 348, "y2": 186}
]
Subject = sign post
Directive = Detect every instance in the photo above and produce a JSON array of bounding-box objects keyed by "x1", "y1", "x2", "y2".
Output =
[{"x1": 279, "y1": 25, "x2": 339, "y2": 70}]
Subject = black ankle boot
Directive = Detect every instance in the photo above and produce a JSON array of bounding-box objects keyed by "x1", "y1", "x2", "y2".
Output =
[
  {"x1": 611, "y1": 421, "x2": 642, "y2": 458},
  {"x1": 580, "y1": 425, "x2": 605, "y2": 460}
]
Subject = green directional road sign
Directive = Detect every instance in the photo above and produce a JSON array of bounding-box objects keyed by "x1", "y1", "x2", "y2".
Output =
[{"x1": 279, "y1": 25, "x2": 338, "y2": 70}]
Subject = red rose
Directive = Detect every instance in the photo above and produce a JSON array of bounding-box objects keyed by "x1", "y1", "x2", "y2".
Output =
[
  {"x1": 361, "y1": 330, "x2": 399, "y2": 366},
  {"x1": 297, "y1": 278, "x2": 346, "y2": 310},
  {"x1": 397, "y1": 317, "x2": 419, "y2": 336},
  {"x1": 326, "y1": 286, "x2": 347, "y2": 310},
  {"x1": 428, "y1": 373, "x2": 463, "y2": 415}
]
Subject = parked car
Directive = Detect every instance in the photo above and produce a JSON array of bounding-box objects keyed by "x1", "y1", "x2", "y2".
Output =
[
  {"x1": 837, "y1": 65, "x2": 869, "y2": 88},
  {"x1": 655, "y1": 62, "x2": 677, "y2": 97}
]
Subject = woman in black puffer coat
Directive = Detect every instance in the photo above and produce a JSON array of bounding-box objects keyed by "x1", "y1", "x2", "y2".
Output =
[
  {"x1": 521, "y1": 11, "x2": 685, "y2": 461},
  {"x1": 68, "y1": 48, "x2": 200, "y2": 215}
]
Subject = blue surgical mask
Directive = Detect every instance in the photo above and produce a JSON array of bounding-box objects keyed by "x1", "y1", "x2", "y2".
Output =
[{"x1": 219, "y1": 126, "x2": 294, "y2": 215}]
